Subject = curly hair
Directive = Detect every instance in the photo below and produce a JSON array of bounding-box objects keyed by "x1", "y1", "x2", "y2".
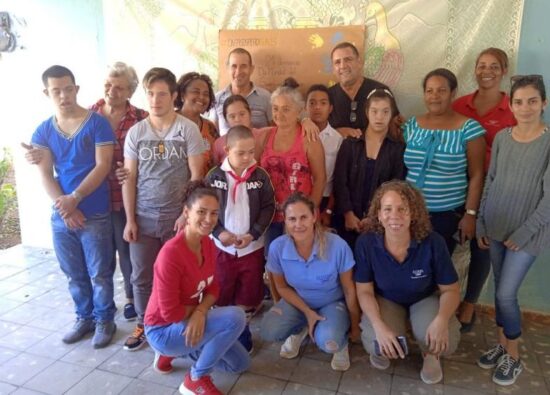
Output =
[
  {"x1": 175, "y1": 72, "x2": 216, "y2": 112},
  {"x1": 363, "y1": 180, "x2": 432, "y2": 241}
]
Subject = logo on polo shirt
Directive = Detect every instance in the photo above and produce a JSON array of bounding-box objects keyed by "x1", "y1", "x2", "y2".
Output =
[{"x1": 411, "y1": 269, "x2": 427, "y2": 279}]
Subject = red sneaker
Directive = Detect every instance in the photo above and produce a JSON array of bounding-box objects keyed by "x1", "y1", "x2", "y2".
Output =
[
  {"x1": 179, "y1": 372, "x2": 223, "y2": 395},
  {"x1": 153, "y1": 353, "x2": 174, "y2": 374}
]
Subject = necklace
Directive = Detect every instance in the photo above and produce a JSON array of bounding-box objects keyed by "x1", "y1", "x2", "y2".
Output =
[{"x1": 148, "y1": 118, "x2": 174, "y2": 154}]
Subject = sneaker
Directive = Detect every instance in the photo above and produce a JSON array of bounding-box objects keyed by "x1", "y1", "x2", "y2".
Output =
[
  {"x1": 370, "y1": 353, "x2": 391, "y2": 370},
  {"x1": 123, "y1": 303, "x2": 137, "y2": 321},
  {"x1": 92, "y1": 321, "x2": 117, "y2": 349},
  {"x1": 153, "y1": 352, "x2": 174, "y2": 374},
  {"x1": 62, "y1": 318, "x2": 95, "y2": 344},
  {"x1": 179, "y1": 372, "x2": 222, "y2": 395},
  {"x1": 124, "y1": 323, "x2": 147, "y2": 351},
  {"x1": 493, "y1": 354, "x2": 523, "y2": 386},
  {"x1": 420, "y1": 353, "x2": 443, "y2": 384},
  {"x1": 331, "y1": 344, "x2": 350, "y2": 371},
  {"x1": 238, "y1": 325, "x2": 254, "y2": 354},
  {"x1": 280, "y1": 327, "x2": 308, "y2": 359},
  {"x1": 478, "y1": 344, "x2": 506, "y2": 369}
]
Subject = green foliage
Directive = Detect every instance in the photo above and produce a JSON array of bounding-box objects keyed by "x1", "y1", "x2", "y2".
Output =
[
  {"x1": 0, "y1": 148, "x2": 15, "y2": 220},
  {"x1": 0, "y1": 147, "x2": 11, "y2": 182}
]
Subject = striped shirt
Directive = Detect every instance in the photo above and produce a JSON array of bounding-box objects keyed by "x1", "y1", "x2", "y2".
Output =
[{"x1": 404, "y1": 116, "x2": 485, "y2": 212}]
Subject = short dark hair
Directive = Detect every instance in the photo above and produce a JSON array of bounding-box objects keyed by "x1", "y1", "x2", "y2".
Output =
[
  {"x1": 175, "y1": 72, "x2": 216, "y2": 111},
  {"x1": 306, "y1": 84, "x2": 332, "y2": 105},
  {"x1": 510, "y1": 75, "x2": 547, "y2": 103},
  {"x1": 331, "y1": 42, "x2": 360, "y2": 60},
  {"x1": 365, "y1": 88, "x2": 403, "y2": 143},
  {"x1": 222, "y1": 94, "x2": 251, "y2": 120},
  {"x1": 226, "y1": 125, "x2": 254, "y2": 147},
  {"x1": 182, "y1": 180, "x2": 219, "y2": 209},
  {"x1": 142, "y1": 67, "x2": 177, "y2": 94},
  {"x1": 422, "y1": 68, "x2": 458, "y2": 92},
  {"x1": 42, "y1": 65, "x2": 75, "y2": 87},
  {"x1": 227, "y1": 48, "x2": 253, "y2": 65}
]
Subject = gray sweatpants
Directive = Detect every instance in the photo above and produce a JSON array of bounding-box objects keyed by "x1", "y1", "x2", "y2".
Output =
[
  {"x1": 129, "y1": 215, "x2": 177, "y2": 324},
  {"x1": 360, "y1": 294, "x2": 460, "y2": 356}
]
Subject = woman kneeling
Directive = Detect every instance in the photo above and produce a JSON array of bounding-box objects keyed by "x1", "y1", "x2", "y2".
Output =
[
  {"x1": 260, "y1": 193, "x2": 360, "y2": 371},
  {"x1": 144, "y1": 181, "x2": 250, "y2": 395},
  {"x1": 355, "y1": 181, "x2": 461, "y2": 384}
]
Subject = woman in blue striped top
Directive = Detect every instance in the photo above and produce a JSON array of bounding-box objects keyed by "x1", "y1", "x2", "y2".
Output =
[{"x1": 403, "y1": 68, "x2": 486, "y2": 254}]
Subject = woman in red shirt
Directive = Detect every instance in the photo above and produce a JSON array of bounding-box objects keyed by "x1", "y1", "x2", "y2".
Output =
[{"x1": 144, "y1": 181, "x2": 250, "y2": 395}]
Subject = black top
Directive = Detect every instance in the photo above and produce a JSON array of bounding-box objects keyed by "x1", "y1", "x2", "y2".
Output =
[
  {"x1": 328, "y1": 77, "x2": 388, "y2": 130},
  {"x1": 362, "y1": 158, "x2": 376, "y2": 216}
]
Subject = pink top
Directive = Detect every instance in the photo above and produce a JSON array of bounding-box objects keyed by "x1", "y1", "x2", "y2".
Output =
[{"x1": 260, "y1": 126, "x2": 312, "y2": 222}]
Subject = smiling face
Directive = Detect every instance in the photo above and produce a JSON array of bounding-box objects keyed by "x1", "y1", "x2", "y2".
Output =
[
  {"x1": 475, "y1": 53, "x2": 506, "y2": 91},
  {"x1": 182, "y1": 79, "x2": 211, "y2": 116},
  {"x1": 306, "y1": 90, "x2": 332, "y2": 127},
  {"x1": 284, "y1": 201, "x2": 316, "y2": 244},
  {"x1": 228, "y1": 52, "x2": 254, "y2": 89},
  {"x1": 184, "y1": 195, "x2": 219, "y2": 236},
  {"x1": 225, "y1": 100, "x2": 252, "y2": 128},
  {"x1": 104, "y1": 75, "x2": 132, "y2": 108},
  {"x1": 272, "y1": 94, "x2": 301, "y2": 129},
  {"x1": 423, "y1": 75, "x2": 455, "y2": 116},
  {"x1": 44, "y1": 76, "x2": 79, "y2": 114},
  {"x1": 332, "y1": 47, "x2": 363, "y2": 88},
  {"x1": 510, "y1": 85, "x2": 547, "y2": 124},
  {"x1": 378, "y1": 190, "x2": 411, "y2": 237},
  {"x1": 366, "y1": 97, "x2": 392, "y2": 134}
]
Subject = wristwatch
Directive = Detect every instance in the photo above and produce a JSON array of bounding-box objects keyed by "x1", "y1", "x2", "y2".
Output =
[
  {"x1": 465, "y1": 209, "x2": 477, "y2": 216},
  {"x1": 71, "y1": 190, "x2": 83, "y2": 202}
]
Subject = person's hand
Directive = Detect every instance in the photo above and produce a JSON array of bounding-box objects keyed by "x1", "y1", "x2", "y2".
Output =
[
  {"x1": 235, "y1": 233, "x2": 253, "y2": 249},
  {"x1": 344, "y1": 212, "x2": 361, "y2": 233},
  {"x1": 425, "y1": 315, "x2": 449, "y2": 356},
  {"x1": 349, "y1": 323, "x2": 361, "y2": 344},
  {"x1": 458, "y1": 214, "x2": 476, "y2": 244},
  {"x1": 183, "y1": 308, "x2": 207, "y2": 347},
  {"x1": 504, "y1": 239, "x2": 520, "y2": 252},
  {"x1": 115, "y1": 162, "x2": 130, "y2": 185},
  {"x1": 55, "y1": 194, "x2": 78, "y2": 218},
  {"x1": 320, "y1": 211, "x2": 332, "y2": 227},
  {"x1": 173, "y1": 212, "x2": 187, "y2": 233},
  {"x1": 373, "y1": 322, "x2": 405, "y2": 359},
  {"x1": 339, "y1": 127, "x2": 362, "y2": 139},
  {"x1": 123, "y1": 219, "x2": 139, "y2": 242},
  {"x1": 219, "y1": 231, "x2": 237, "y2": 247},
  {"x1": 63, "y1": 209, "x2": 86, "y2": 230},
  {"x1": 305, "y1": 309, "x2": 326, "y2": 342},
  {"x1": 21, "y1": 142, "x2": 44, "y2": 165},
  {"x1": 393, "y1": 114, "x2": 406, "y2": 129},
  {"x1": 359, "y1": 217, "x2": 369, "y2": 232},
  {"x1": 301, "y1": 118, "x2": 320, "y2": 142},
  {"x1": 477, "y1": 236, "x2": 490, "y2": 250}
]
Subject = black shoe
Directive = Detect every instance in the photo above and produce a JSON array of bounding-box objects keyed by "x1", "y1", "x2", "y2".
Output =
[
  {"x1": 460, "y1": 311, "x2": 477, "y2": 333},
  {"x1": 123, "y1": 303, "x2": 137, "y2": 321}
]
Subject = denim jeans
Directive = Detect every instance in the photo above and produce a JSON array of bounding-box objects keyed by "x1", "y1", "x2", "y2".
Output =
[
  {"x1": 463, "y1": 240, "x2": 491, "y2": 304},
  {"x1": 260, "y1": 299, "x2": 350, "y2": 353},
  {"x1": 111, "y1": 210, "x2": 132, "y2": 299},
  {"x1": 51, "y1": 211, "x2": 116, "y2": 321},
  {"x1": 490, "y1": 240, "x2": 536, "y2": 340},
  {"x1": 145, "y1": 306, "x2": 250, "y2": 379}
]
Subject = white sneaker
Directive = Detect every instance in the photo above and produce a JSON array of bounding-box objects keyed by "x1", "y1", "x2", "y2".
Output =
[
  {"x1": 420, "y1": 353, "x2": 443, "y2": 384},
  {"x1": 280, "y1": 328, "x2": 308, "y2": 359},
  {"x1": 331, "y1": 344, "x2": 350, "y2": 371}
]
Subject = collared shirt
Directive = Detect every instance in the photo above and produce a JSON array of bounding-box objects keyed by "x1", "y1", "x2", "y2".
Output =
[
  {"x1": 319, "y1": 123, "x2": 343, "y2": 196},
  {"x1": 90, "y1": 99, "x2": 148, "y2": 211},
  {"x1": 452, "y1": 91, "x2": 516, "y2": 171},
  {"x1": 211, "y1": 83, "x2": 272, "y2": 135},
  {"x1": 267, "y1": 232, "x2": 355, "y2": 309},
  {"x1": 354, "y1": 232, "x2": 458, "y2": 307}
]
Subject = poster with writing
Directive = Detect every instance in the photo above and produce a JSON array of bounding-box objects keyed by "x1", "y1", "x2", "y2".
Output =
[{"x1": 218, "y1": 26, "x2": 365, "y2": 94}]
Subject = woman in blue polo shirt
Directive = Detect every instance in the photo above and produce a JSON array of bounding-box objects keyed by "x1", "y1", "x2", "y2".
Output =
[
  {"x1": 355, "y1": 181, "x2": 461, "y2": 384},
  {"x1": 260, "y1": 192, "x2": 360, "y2": 372}
]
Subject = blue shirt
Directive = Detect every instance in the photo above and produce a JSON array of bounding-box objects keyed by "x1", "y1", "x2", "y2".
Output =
[
  {"x1": 404, "y1": 117, "x2": 485, "y2": 212},
  {"x1": 32, "y1": 111, "x2": 115, "y2": 217},
  {"x1": 354, "y1": 232, "x2": 458, "y2": 307},
  {"x1": 267, "y1": 232, "x2": 355, "y2": 309}
]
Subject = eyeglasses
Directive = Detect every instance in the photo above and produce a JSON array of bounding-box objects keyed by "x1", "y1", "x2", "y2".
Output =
[
  {"x1": 350, "y1": 101, "x2": 358, "y2": 123},
  {"x1": 510, "y1": 74, "x2": 543, "y2": 85}
]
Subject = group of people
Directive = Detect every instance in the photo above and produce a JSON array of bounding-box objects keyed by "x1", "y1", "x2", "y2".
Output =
[{"x1": 25, "y1": 41, "x2": 549, "y2": 394}]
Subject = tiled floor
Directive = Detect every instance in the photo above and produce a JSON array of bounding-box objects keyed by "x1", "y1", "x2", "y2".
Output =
[{"x1": 0, "y1": 244, "x2": 549, "y2": 395}]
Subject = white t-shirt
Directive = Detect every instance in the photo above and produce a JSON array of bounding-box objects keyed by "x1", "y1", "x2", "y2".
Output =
[{"x1": 319, "y1": 123, "x2": 343, "y2": 197}]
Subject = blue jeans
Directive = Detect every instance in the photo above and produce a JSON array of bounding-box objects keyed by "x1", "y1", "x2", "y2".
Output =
[
  {"x1": 260, "y1": 299, "x2": 350, "y2": 353},
  {"x1": 463, "y1": 240, "x2": 491, "y2": 304},
  {"x1": 145, "y1": 306, "x2": 250, "y2": 379},
  {"x1": 490, "y1": 240, "x2": 536, "y2": 340},
  {"x1": 52, "y1": 211, "x2": 116, "y2": 321}
]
